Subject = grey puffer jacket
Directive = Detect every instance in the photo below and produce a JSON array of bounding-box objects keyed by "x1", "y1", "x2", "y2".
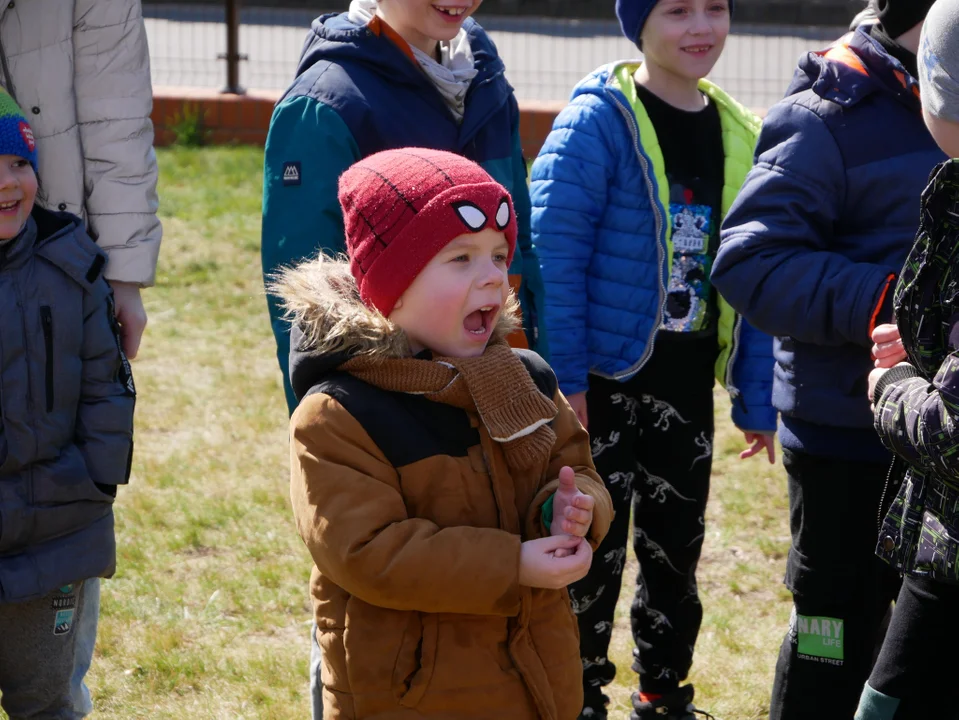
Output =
[
  {"x1": 0, "y1": 207, "x2": 136, "y2": 604},
  {"x1": 0, "y1": 0, "x2": 161, "y2": 286}
]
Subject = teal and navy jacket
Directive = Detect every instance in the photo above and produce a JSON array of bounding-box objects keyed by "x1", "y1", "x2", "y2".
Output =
[
  {"x1": 530, "y1": 62, "x2": 776, "y2": 433},
  {"x1": 261, "y1": 12, "x2": 547, "y2": 412}
]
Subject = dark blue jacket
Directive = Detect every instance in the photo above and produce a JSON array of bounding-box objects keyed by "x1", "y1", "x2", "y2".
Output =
[
  {"x1": 261, "y1": 12, "x2": 547, "y2": 412},
  {"x1": 0, "y1": 208, "x2": 135, "y2": 603},
  {"x1": 714, "y1": 27, "x2": 946, "y2": 460}
]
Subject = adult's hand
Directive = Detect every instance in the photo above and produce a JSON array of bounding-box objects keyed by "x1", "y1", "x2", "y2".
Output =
[{"x1": 110, "y1": 281, "x2": 147, "y2": 359}]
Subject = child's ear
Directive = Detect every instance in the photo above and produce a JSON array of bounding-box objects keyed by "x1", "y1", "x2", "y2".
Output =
[{"x1": 386, "y1": 295, "x2": 404, "y2": 322}]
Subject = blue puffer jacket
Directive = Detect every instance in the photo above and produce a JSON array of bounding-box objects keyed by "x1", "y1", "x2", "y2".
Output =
[
  {"x1": 0, "y1": 207, "x2": 135, "y2": 603},
  {"x1": 531, "y1": 62, "x2": 776, "y2": 433},
  {"x1": 714, "y1": 27, "x2": 946, "y2": 461}
]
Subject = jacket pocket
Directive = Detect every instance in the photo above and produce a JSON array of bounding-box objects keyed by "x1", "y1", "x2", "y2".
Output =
[
  {"x1": 30, "y1": 445, "x2": 115, "y2": 506},
  {"x1": 40, "y1": 306, "x2": 53, "y2": 412},
  {"x1": 914, "y1": 510, "x2": 959, "y2": 582},
  {"x1": 529, "y1": 589, "x2": 581, "y2": 668},
  {"x1": 878, "y1": 469, "x2": 926, "y2": 572},
  {"x1": 392, "y1": 612, "x2": 438, "y2": 708}
]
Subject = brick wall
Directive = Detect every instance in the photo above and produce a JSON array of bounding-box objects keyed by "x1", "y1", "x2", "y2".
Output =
[
  {"x1": 152, "y1": 87, "x2": 282, "y2": 147},
  {"x1": 152, "y1": 86, "x2": 568, "y2": 158},
  {"x1": 152, "y1": 87, "x2": 764, "y2": 160}
]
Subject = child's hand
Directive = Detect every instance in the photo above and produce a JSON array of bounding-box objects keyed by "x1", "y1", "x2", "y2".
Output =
[
  {"x1": 872, "y1": 323, "x2": 906, "y2": 368},
  {"x1": 567, "y1": 392, "x2": 588, "y2": 430},
  {"x1": 868, "y1": 365, "x2": 888, "y2": 404},
  {"x1": 740, "y1": 432, "x2": 776, "y2": 464},
  {"x1": 519, "y1": 535, "x2": 593, "y2": 589},
  {"x1": 551, "y1": 466, "x2": 595, "y2": 539}
]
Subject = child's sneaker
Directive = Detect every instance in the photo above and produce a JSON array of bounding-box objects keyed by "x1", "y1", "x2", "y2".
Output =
[
  {"x1": 578, "y1": 708, "x2": 607, "y2": 720},
  {"x1": 579, "y1": 692, "x2": 609, "y2": 720},
  {"x1": 629, "y1": 685, "x2": 715, "y2": 720}
]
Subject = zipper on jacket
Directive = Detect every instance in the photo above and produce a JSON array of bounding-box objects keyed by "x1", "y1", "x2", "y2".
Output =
[
  {"x1": 40, "y1": 306, "x2": 53, "y2": 412},
  {"x1": 0, "y1": 27, "x2": 17, "y2": 101},
  {"x1": 458, "y1": 69, "x2": 508, "y2": 151},
  {"x1": 605, "y1": 83, "x2": 668, "y2": 380},
  {"x1": 877, "y1": 456, "x2": 904, "y2": 533},
  {"x1": 725, "y1": 314, "x2": 745, "y2": 409},
  {"x1": 13, "y1": 276, "x2": 38, "y2": 455}
]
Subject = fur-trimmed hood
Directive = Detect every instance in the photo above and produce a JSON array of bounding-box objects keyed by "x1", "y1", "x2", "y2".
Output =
[{"x1": 270, "y1": 255, "x2": 519, "y2": 403}]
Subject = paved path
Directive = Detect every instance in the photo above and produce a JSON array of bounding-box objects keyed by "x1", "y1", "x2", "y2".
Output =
[{"x1": 145, "y1": 4, "x2": 843, "y2": 108}]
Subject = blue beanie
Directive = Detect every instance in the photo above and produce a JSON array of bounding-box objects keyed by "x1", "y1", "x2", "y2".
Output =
[
  {"x1": 616, "y1": 0, "x2": 735, "y2": 46},
  {"x1": 0, "y1": 87, "x2": 38, "y2": 174}
]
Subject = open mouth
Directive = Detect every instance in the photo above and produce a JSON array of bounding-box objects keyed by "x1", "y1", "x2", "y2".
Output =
[
  {"x1": 682, "y1": 45, "x2": 713, "y2": 54},
  {"x1": 463, "y1": 304, "x2": 498, "y2": 337},
  {"x1": 433, "y1": 4, "x2": 469, "y2": 18},
  {"x1": 0, "y1": 200, "x2": 20, "y2": 214}
]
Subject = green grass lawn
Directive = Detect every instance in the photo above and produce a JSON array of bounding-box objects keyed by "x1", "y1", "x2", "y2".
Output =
[{"x1": 19, "y1": 147, "x2": 792, "y2": 718}]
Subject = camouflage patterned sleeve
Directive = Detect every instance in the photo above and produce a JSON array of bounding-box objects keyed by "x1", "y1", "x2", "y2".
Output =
[{"x1": 874, "y1": 354, "x2": 959, "y2": 478}]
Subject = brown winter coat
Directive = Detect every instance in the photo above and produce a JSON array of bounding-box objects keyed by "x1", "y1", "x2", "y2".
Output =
[{"x1": 277, "y1": 256, "x2": 614, "y2": 720}]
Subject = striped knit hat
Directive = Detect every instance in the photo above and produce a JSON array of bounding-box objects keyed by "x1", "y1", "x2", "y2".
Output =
[{"x1": 0, "y1": 88, "x2": 37, "y2": 173}]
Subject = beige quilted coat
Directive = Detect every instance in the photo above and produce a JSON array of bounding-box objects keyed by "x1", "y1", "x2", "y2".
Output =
[{"x1": 0, "y1": 0, "x2": 161, "y2": 286}]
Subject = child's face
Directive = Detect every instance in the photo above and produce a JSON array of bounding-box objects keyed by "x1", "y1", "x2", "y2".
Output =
[
  {"x1": 640, "y1": 0, "x2": 730, "y2": 83},
  {"x1": 389, "y1": 227, "x2": 509, "y2": 358},
  {"x1": 376, "y1": 0, "x2": 481, "y2": 54},
  {"x1": 924, "y1": 108, "x2": 959, "y2": 159},
  {"x1": 0, "y1": 154, "x2": 36, "y2": 240}
]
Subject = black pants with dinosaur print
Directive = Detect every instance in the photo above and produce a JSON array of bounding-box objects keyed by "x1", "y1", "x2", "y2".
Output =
[{"x1": 572, "y1": 333, "x2": 717, "y2": 715}]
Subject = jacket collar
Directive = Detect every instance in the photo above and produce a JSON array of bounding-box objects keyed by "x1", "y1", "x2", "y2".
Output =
[
  {"x1": 0, "y1": 214, "x2": 37, "y2": 270},
  {"x1": 301, "y1": 13, "x2": 503, "y2": 86},
  {"x1": 298, "y1": 12, "x2": 508, "y2": 137},
  {"x1": 591, "y1": 61, "x2": 759, "y2": 135},
  {"x1": 280, "y1": 255, "x2": 520, "y2": 402},
  {"x1": 0, "y1": 207, "x2": 97, "y2": 281},
  {"x1": 792, "y1": 26, "x2": 921, "y2": 111}
]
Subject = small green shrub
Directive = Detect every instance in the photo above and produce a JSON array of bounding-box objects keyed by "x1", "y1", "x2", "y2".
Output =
[{"x1": 169, "y1": 103, "x2": 209, "y2": 147}]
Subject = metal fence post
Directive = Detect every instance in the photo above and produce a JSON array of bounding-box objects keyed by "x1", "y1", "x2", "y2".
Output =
[{"x1": 219, "y1": 0, "x2": 247, "y2": 94}]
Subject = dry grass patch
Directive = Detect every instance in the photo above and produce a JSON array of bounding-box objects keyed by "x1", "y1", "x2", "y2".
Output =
[{"x1": 83, "y1": 147, "x2": 310, "y2": 719}]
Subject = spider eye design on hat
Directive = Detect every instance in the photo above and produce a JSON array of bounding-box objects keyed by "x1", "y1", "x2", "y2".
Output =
[
  {"x1": 452, "y1": 197, "x2": 512, "y2": 233},
  {"x1": 453, "y1": 201, "x2": 489, "y2": 232},
  {"x1": 495, "y1": 199, "x2": 511, "y2": 230}
]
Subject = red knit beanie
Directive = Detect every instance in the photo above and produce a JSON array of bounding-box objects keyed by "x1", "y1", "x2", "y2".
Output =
[{"x1": 338, "y1": 148, "x2": 517, "y2": 316}]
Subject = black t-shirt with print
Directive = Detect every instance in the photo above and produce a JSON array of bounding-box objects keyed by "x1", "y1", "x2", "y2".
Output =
[{"x1": 636, "y1": 83, "x2": 725, "y2": 339}]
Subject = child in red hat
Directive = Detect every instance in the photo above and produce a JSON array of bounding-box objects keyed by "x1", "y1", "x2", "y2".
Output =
[{"x1": 272, "y1": 147, "x2": 613, "y2": 720}]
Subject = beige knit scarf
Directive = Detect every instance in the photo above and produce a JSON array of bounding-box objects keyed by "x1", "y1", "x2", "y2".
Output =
[{"x1": 342, "y1": 342, "x2": 557, "y2": 470}]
